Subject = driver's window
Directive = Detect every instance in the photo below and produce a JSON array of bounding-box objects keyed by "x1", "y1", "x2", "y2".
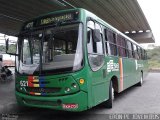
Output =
[
  {"x1": 87, "y1": 20, "x2": 104, "y2": 71},
  {"x1": 95, "y1": 23, "x2": 103, "y2": 54},
  {"x1": 87, "y1": 21, "x2": 94, "y2": 53}
]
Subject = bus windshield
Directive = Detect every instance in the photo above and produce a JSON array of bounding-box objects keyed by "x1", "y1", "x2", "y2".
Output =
[{"x1": 18, "y1": 23, "x2": 83, "y2": 75}]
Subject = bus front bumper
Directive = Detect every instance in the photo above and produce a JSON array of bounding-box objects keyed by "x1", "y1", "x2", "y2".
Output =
[{"x1": 15, "y1": 91, "x2": 88, "y2": 112}]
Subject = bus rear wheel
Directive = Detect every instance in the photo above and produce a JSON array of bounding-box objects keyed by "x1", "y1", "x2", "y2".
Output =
[
  {"x1": 105, "y1": 81, "x2": 114, "y2": 108},
  {"x1": 137, "y1": 73, "x2": 143, "y2": 86}
]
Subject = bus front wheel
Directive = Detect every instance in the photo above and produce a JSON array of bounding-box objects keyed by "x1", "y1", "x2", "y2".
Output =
[{"x1": 105, "y1": 81, "x2": 114, "y2": 108}]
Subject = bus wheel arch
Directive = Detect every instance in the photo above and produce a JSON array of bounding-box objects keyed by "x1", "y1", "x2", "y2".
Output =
[
  {"x1": 111, "y1": 76, "x2": 118, "y2": 93},
  {"x1": 104, "y1": 75, "x2": 118, "y2": 108}
]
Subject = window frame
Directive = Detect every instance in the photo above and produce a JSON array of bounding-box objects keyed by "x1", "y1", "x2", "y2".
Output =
[
  {"x1": 117, "y1": 35, "x2": 128, "y2": 57},
  {"x1": 105, "y1": 28, "x2": 118, "y2": 56},
  {"x1": 86, "y1": 18, "x2": 105, "y2": 71}
]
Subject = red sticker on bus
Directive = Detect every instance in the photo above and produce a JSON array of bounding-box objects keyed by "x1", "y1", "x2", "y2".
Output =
[{"x1": 62, "y1": 104, "x2": 78, "y2": 109}]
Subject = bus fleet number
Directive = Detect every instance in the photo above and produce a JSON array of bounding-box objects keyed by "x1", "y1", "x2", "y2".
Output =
[{"x1": 20, "y1": 81, "x2": 28, "y2": 87}]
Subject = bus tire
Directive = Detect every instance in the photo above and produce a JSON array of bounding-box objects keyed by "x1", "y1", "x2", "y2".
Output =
[
  {"x1": 137, "y1": 73, "x2": 143, "y2": 86},
  {"x1": 105, "y1": 81, "x2": 114, "y2": 108}
]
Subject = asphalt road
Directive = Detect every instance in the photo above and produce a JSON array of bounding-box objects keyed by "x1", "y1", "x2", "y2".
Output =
[{"x1": 0, "y1": 72, "x2": 160, "y2": 120}]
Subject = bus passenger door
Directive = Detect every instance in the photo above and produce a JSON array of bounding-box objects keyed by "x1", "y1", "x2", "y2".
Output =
[{"x1": 87, "y1": 21, "x2": 107, "y2": 106}]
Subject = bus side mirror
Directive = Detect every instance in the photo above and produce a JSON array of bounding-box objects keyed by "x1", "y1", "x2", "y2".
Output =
[
  {"x1": 4, "y1": 35, "x2": 18, "y2": 56},
  {"x1": 92, "y1": 29, "x2": 101, "y2": 42}
]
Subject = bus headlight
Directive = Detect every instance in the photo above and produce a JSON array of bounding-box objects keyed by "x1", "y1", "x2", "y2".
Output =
[
  {"x1": 72, "y1": 83, "x2": 77, "y2": 88},
  {"x1": 65, "y1": 87, "x2": 71, "y2": 92}
]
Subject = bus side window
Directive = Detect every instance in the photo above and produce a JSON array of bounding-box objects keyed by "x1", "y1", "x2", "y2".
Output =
[
  {"x1": 105, "y1": 29, "x2": 117, "y2": 56},
  {"x1": 145, "y1": 51, "x2": 147, "y2": 60},
  {"x1": 143, "y1": 50, "x2": 145, "y2": 60},
  {"x1": 126, "y1": 41, "x2": 133, "y2": 58},
  {"x1": 141, "y1": 49, "x2": 143, "y2": 60},
  {"x1": 104, "y1": 29, "x2": 108, "y2": 54},
  {"x1": 131, "y1": 43, "x2": 134, "y2": 58},
  {"x1": 133, "y1": 44, "x2": 138, "y2": 59},
  {"x1": 95, "y1": 23, "x2": 103, "y2": 54},
  {"x1": 137, "y1": 46, "x2": 141, "y2": 60},
  {"x1": 117, "y1": 35, "x2": 127, "y2": 57}
]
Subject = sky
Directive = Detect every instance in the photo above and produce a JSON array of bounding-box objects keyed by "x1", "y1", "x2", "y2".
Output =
[{"x1": 138, "y1": 0, "x2": 160, "y2": 46}]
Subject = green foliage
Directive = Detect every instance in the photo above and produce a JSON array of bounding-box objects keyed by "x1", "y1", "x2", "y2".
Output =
[
  {"x1": 0, "y1": 44, "x2": 16, "y2": 54},
  {"x1": 147, "y1": 46, "x2": 160, "y2": 69},
  {"x1": 7, "y1": 44, "x2": 16, "y2": 53},
  {"x1": 0, "y1": 45, "x2": 5, "y2": 53}
]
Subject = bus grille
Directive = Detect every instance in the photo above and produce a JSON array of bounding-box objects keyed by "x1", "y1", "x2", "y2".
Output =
[
  {"x1": 26, "y1": 87, "x2": 61, "y2": 94},
  {"x1": 24, "y1": 99, "x2": 58, "y2": 106}
]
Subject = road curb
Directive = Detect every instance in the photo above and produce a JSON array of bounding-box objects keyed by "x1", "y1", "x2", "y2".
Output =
[{"x1": 149, "y1": 69, "x2": 160, "y2": 72}]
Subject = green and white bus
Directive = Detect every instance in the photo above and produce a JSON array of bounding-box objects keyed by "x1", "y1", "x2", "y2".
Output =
[{"x1": 6, "y1": 8, "x2": 148, "y2": 111}]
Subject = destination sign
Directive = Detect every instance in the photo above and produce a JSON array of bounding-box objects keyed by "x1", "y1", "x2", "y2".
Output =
[
  {"x1": 22, "y1": 11, "x2": 79, "y2": 30},
  {"x1": 40, "y1": 13, "x2": 73, "y2": 25}
]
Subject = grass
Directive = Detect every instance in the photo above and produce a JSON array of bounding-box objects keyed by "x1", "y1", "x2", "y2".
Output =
[{"x1": 148, "y1": 60, "x2": 160, "y2": 69}]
